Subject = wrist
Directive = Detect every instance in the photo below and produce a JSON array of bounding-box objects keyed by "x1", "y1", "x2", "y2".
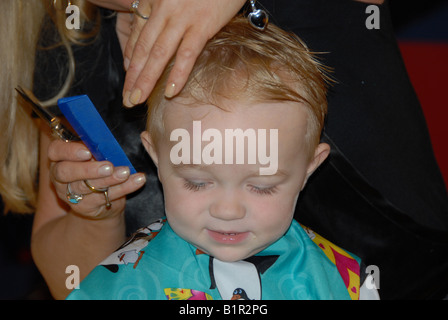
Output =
[{"x1": 68, "y1": 207, "x2": 126, "y2": 249}]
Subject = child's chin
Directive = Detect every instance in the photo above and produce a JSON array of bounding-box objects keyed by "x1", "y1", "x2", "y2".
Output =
[{"x1": 208, "y1": 247, "x2": 259, "y2": 262}]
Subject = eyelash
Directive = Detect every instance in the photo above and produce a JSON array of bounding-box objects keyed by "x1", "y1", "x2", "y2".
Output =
[
  {"x1": 183, "y1": 180, "x2": 277, "y2": 196},
  {"x1": 249, "y1": 185, "x2": 278, "y2": 196},
  {"x1": 183, "y1": 180, "x2": 208, "y2": 192}
]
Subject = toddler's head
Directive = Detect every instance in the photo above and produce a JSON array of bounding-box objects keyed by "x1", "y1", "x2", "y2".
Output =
[{"x1": 141, "y1": 16, "x2": 331, "y2": 262}]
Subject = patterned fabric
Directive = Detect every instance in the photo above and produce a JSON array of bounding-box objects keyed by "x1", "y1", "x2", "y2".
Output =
[{"x1": 67, "y1": 219, "x2": 361, "y2": 300}]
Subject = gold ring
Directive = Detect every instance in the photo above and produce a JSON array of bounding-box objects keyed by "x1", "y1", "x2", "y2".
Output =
[
  {"x1": 130, "y1": 1, "x2": 149, "y2": 20},
  {"x1": 84, "y1": 180, "x2": 112, "y2": 209}
]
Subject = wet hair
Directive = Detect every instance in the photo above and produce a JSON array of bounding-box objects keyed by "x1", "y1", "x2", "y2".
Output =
[{"x1": 146, "y1": 16, "x2": 331, "y2": 156}]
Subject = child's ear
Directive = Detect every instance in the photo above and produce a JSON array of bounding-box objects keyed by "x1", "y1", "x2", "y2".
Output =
[
  {"x1": 302, "y1": 142, "x2": 330, "y2": 190},
  {"x1": 141, "y1": 131, "x2": 159, "y2": 168}
]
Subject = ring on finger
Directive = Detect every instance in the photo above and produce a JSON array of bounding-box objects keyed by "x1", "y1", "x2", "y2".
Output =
[
  {"x1": 66, "y1": 183, "x2": 84, "y2": 204},
  {"x1": 83, "y1": 180, "x2": 112, "y2": 209},
  {"x1": 130, "y1": 0, "x2": 150, "y2": 20}
]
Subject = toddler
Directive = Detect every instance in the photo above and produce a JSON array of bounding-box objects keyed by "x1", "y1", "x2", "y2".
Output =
[{"x1": 67, "y1": 16, "x2": 379, "y2": 300}]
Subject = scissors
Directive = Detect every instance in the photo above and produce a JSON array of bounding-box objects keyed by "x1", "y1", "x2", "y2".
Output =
[{"x1": 15, "y1": 86, "x2": 80, "y2": 142}]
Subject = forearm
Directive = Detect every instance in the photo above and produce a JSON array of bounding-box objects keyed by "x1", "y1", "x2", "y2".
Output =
[
  {"x1": 32, "y1": 125, "x2": 130, "y2": 299},
  {"x1": 31, "y1": 208, "x2": 126, "y2": 299}
]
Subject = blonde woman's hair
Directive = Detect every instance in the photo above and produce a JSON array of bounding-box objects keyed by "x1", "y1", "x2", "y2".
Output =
[
  {"x1": 0, "y1": 0, "x2": 99, "y2": 214},
  {"x1": 0, "y1": 0, "x2": 45, "y2": 213},
  {"x1": 147, "y1": 16, "x2": 331, "y2": 157}
]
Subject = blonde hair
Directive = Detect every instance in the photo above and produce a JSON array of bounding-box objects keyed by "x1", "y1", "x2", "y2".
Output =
[
  {"x1": 0, "y1": 0, "x2": 45, "y2": 213},
  {"x1": 0, "y1": 0, "x2": 99, "y2": 214},
  {"x1": 147, "y1": 16, "x2": 331, "y2": 157}
]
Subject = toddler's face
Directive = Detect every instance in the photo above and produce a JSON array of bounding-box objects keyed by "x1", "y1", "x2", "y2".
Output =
[{"x1": 142, "y1": 98, "x2": 329, "y2": 262}]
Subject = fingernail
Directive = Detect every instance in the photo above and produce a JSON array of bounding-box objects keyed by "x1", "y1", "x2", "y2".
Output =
[
  {"x1": 124, "y1": 57, "x2": 130, "y2": 70},
  {"x1": 77, "y1": 149, "x2": 91, "y2": 160},
  {"x1": 123, "y1": 91, "x2": 131, "y2": 107},
  {"x1": 133, "y1": 174, "x2": 146, "y2": 185},
  {"x1": 129, "y1": 88, "x2": 142, "y2": 105},
  {"x1": 165, "y1": 83, "x2": 176, "y2": 98},
  {"x1": 114, "y1": 167, "x2": 130, "y2": 179},
  {"x1": 98, "y1": 164, "x2": 113, "y2": 177}
]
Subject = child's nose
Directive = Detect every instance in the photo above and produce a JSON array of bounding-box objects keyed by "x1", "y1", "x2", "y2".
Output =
[{"x1": 209, "y1": 192, "x2": 246, "y2": 221}]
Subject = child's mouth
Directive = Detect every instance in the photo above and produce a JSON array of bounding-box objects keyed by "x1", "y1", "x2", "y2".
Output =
[{"x1": 207, "y1": 230, "x2": 250, "y2": 244}]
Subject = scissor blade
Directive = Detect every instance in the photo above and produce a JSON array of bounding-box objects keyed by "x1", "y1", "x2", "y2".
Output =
[
  {"x1": 15, "y1": 86, "x2": 55, "y2": 124},
  {"x1": 15, "y1": 85, "x2": 80, "y2": 142}
]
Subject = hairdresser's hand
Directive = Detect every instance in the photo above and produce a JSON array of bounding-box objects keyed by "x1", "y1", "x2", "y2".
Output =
[
  {"x1": 48, "y1": 140, "x2": 146, "y2": 219},
  {"x1": 122, "y1": 0, "x2": 246, "y2": 107}
]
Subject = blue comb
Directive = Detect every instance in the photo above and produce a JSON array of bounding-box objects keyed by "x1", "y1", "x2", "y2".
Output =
[{"x1": 58, "y1": 95, "x2": 137, "y2": 174}]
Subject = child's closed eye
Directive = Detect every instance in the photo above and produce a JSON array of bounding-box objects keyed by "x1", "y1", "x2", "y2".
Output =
[
  {"x1": 248, "y1": 185, "x2": 278, "y2": 196},
  {"x1": 183, "y1": 180, "x2": 278, "y2": 196},
  {"x1": 183, "y1": 180, "x2": 210, "y2": 192}
]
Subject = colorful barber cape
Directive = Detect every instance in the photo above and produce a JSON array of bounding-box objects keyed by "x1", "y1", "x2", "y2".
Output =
[{"x1": 67, "y1": 219, "x2": 361, "y2": 300}]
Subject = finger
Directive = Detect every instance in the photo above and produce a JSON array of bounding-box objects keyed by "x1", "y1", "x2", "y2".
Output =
[
  {"x1": 47, "y1": 140, "x2": 92, "y2": 162},
  {"x1": 64, "y1": 173, "x2": 147, "y2": 219},
  {"x1": 164, "y1": 28, "x2": 209, "y2": 98},
  {"x1": 50, "y1": 160, "x2": 114, "y2": 185},
  {"x1": 123, "y1": 25, "x2": 162, "y2": 106},
  {"x1": 124, "y1": 22, "x2": 185, "y2": 107},
  {"x1": 123, "y1": 12, "x2": 148, "y2": 71},
  {"x1": 54, "y1": 166, "x2": 132, "y2": 196},
  {"x1": 88, "y1": 173, "x2": 147, "y2": 204},
  {"x1": 123, "y1": 7, "x2": 166, "y2": 104},
  {"x1": 123, "y1": 23, "x2": 168, "y2": 106}
]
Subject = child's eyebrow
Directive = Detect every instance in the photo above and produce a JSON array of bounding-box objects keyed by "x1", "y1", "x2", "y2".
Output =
[
  {"x1": 171, "y1": 163, "x2": 203, "y2": 171},
  {"x1": 246, "y1": 168, "x2": 289, "y2": 178},
  {"x1": 171, "y1": 163, "x2": 288, "y2": 178}
]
